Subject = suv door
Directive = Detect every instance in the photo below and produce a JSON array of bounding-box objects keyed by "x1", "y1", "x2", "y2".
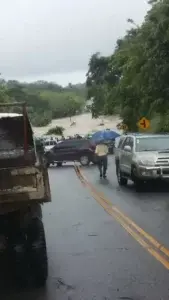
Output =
[
  {"x1": 121, "y1": 137, "x2": 134, "y2": 174},
  {"x1": 51, "y1": 140, "x2": 74, "y2": 161},
  {"x1": 62, "y1": 139, "x2": 90, "y2": 161},
  {"x1": 115, "y1": 136, "x2": 126, "y2": 163},
  {"x1": 71, "y1": 139, "x2": 93, "y2": 160}
]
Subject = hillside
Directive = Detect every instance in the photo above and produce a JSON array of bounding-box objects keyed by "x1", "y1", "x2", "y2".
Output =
[{"x1": 0, "y1": 79, "x2": 87, "y2": 127}]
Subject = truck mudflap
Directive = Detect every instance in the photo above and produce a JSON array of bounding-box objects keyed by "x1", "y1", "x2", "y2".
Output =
[{"x1": 0, "y1": 166, "x2": 51, "y2": 204}]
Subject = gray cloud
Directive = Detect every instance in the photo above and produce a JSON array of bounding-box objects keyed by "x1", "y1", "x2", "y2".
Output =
[{"x1": 0, "y1": 0, "x2": 149, "y2": 78}]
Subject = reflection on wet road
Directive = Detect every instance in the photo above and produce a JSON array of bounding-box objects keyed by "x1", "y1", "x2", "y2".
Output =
[{"x1": 4, "y1": 161, "x2": 169, "y2": 299}]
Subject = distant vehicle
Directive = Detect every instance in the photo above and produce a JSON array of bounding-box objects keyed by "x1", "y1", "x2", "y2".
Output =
[
  {"x1": 114, "y1": 133, "x2": 169, "y2": 191},
  {"x1": 43, "y1": 139, "x2": 57, "y2": 152},
  {"x1": 45, "y1": 138, "x2": 96, "y2": 167}
]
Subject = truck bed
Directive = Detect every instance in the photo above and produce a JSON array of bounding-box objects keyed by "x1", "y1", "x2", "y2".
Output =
[{"x1": 0, "y1": 107, "x2": 51, "y2": 208}]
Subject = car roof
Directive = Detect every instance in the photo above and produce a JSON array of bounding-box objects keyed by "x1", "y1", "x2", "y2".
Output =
[
  {"x1": 121, "y1": 133, "x2": 169, "y2": 139},
  {"x1": 63, "y1": 138, "x2": 89, "y2": 142}
]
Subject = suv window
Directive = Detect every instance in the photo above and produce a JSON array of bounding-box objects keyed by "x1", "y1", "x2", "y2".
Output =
[
  {"x1": 127, "y1": 137, "x2": 134, "y2": 149},
  {"x1": 122, "y1": 137, "x2": 134, "y2": 150},
  {"x1": 44, "y1": 141, "x2": 56, "y2": 146},
  {"x1": 62, "y1": 139, "x2": 88, "y2": 148},
  {"x1": 50, "y1": 141, "x2": 57, "y2": 146},
  {"x1": 117, "y1": 136, "x2": 126, "y2": 149},
  {"x1": 54, "y1": 139, "x2": 91, "y2": 150},
  {"x1": 73, "y1": 139, "x2": 90, "y2": 148},
  {"x1": 135, "y1": 136, "x2": 169, "y2": 152},
  {"x1": 55, "y1": 139, "x2": 78, "y2": 149},
  {"x1": 66, "y1": 140, "x2": 83, "y2": 147}
]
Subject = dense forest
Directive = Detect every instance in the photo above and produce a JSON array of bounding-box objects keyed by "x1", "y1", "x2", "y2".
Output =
[
  {"x1": 86, "y1": 0, "x2": 169, "y2": 132},
  {"x1": 0, "y1": 79, "x2": 86, "y2": 127}
]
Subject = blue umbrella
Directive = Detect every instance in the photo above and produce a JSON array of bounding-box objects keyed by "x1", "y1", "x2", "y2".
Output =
[{"x1": 91, "y1": 130, "x2": 120, "y2": 142}]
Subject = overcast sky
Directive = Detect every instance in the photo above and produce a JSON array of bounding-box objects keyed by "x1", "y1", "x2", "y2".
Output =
[{"x1": 0, "y1": 0, "x2": 149, "y2": 85}]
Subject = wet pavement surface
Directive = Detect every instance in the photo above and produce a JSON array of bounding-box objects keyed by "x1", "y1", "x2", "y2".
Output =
[
  {"x1": 82, "y1": 158, "x2": 169, "y2": 249},
  {"x1": 3, "y1": 161, "x2": 169, "y2": 299}
]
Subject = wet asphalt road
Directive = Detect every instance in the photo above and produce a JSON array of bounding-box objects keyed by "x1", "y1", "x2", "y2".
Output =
[{"x1": 3, "y1": 160, "x2": 169, "y2": 299}]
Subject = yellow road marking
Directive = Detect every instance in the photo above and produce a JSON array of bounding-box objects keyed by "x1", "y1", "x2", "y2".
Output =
[
  {"x1": 107, "y1": 207, "x2": 169, "y2": 270},
  {"x1": 112, "y1": 206, "x2": 169, "y2": 258},
  {"x1": 74, "y1": 164, "x2": 169, "y2": 270}
]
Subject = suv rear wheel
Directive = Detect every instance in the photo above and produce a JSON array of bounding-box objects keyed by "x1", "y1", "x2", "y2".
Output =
[
  {"x1": 79, "y1": 155, "x2": 90, "y2": 166},
  {"x1": 116, "y1": 163, "x2": 128, "y2": 186}
]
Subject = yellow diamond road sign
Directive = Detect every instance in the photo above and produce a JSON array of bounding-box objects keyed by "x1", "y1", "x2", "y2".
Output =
[{"x1": 138, "y1": 117, "x2": 150, "y2": 130}]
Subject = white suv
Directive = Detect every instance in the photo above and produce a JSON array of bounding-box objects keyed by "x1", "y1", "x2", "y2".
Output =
[
  {"x1": 114, "y1": 133, "x2": 169, "y2": 191},
  {"x1": 44, "y1": 140, "x2": 57, "y2": 152}
]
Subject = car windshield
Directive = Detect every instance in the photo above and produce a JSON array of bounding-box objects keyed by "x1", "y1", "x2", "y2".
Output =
[{"x1": 136, "y1": 137, "x2": 169, "y2": 152}]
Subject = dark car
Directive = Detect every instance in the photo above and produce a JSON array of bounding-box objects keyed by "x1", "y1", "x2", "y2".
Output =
[{"x1": 45, "y1": 138, "x2": 96, "y2": 167}]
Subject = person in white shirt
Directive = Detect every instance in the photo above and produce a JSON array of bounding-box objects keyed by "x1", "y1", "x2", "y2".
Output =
[{"x1": 95, "y1": 140, "x2": 109, "y2": 178}]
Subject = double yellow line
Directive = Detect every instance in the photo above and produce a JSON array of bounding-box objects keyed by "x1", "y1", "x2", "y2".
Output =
[{"x1": 74, "y1": 164, "x2": 169, "y2": 270}]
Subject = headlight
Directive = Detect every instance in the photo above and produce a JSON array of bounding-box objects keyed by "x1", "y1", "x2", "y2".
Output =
[{"x1": 137, "y1": 159, "x2": 154, "y2": 166}]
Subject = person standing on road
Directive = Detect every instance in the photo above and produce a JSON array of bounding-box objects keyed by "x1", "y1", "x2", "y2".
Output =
[{"x1": 95, "y1": 139, "x2": 109, "y2": 178}]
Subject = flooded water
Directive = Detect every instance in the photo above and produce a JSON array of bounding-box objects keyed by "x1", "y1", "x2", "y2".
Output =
[{"x1": 33, "y1": 113, "x2": 121, "y2": 137}]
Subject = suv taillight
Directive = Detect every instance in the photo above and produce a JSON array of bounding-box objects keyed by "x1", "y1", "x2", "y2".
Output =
[{"x1": 89, "y1": 144, "x2": 96, "y2": 151}]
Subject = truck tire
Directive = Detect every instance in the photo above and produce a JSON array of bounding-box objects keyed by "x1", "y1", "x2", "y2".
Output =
[
  {"x1": 27, "y1": 219, "x2": 48, "y2": 287},
  {"x1": 11, "y1": 234, "x2": 27, "y2": 287},
  {"x1": 116, "y1": 163, "x2": 128, "y2": 186},
  {"x1": 57, "y1": 162, "x2": 63, "y2": 167}
]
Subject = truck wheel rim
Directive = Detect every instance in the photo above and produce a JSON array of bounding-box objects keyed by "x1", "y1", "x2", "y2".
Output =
[{"x1": 80, "y1": 156, "x2": 88, "y2": 164}]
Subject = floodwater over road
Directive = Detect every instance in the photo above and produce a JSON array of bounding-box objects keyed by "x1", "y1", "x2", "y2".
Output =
[{"x1": 3, "y1": 161, "x2": 169, "y2": 299}]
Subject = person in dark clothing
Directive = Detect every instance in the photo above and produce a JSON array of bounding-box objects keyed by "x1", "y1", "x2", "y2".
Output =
[
  {"x1": 95, "y1": 140, "x2": 108, "y2": 178},
  {"x1": 97, "y1": 155, "x2": 108, "y2": 178}
]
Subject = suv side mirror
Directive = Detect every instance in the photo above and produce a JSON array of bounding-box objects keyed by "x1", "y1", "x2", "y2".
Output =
[{"x1": 124, "y1": 145, "x2": 132, "y2": 152}]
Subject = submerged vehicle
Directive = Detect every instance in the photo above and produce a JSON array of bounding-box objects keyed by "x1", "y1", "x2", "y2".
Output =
[{"x1": 0, "y1": 102, "x2": 51, "y2": 287}]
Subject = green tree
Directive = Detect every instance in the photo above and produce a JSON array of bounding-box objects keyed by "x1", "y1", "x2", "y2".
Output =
[
  {"x1": 86, "y1": 0, "x2": 169, "y2": 132},
  {"x1": 0, "y1": 79, "x2": 86, "y2": 127}
]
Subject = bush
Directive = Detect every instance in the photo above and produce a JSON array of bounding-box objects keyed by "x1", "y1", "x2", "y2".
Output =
[{"x1": 46, "y1": 126, "x2": 65, "y2": 136}]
